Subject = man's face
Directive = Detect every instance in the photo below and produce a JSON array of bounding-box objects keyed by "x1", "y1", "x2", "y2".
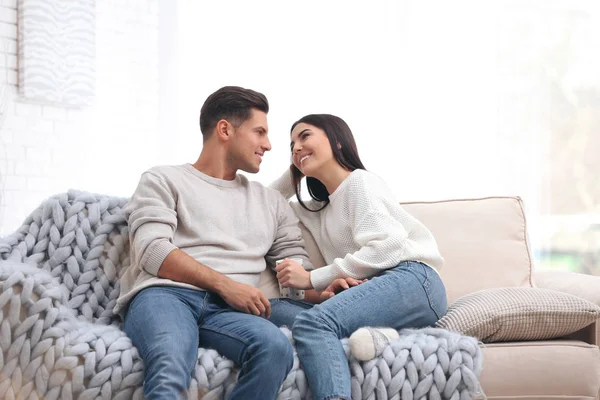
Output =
[{"x1": 229, "y1": 109, "x2": 271, "y2": 173}]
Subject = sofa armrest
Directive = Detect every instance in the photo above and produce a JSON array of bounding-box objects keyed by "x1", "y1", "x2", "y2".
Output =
[{"x1": 535, "y1": 269, "x2": 600, "y2": 346}]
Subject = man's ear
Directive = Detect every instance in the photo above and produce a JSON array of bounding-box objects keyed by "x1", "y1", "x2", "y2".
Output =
[{"x1": 216, "y1": 119, "x2": 231, "y2": 141}]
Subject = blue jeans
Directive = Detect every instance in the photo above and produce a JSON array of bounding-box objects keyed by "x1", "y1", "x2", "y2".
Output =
[
  {"x1": 270, "y1": 261, "x2": 447, "y2": 400},
  {"x1": 123, "y1": 286, "x2": 294, "y2": 400}
]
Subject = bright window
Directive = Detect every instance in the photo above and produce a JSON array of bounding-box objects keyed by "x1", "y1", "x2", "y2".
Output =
[{"x1": 174, "y1": 0, "x2": 600, "y2": 275}]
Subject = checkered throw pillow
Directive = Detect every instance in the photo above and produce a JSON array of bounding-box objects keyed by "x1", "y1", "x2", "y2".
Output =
[{"x1": 436, "y1": 287, "x2": 600, "y2": 342}]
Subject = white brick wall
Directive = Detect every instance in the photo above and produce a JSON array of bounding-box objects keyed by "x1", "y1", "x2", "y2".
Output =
[{"x1": 0, "y1": 0, "x2": 160, "y2": 235}]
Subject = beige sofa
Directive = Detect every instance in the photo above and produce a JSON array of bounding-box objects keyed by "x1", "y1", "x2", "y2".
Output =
[{"x1": 259, "y1": 196, "x2": 600, "y2": 400}]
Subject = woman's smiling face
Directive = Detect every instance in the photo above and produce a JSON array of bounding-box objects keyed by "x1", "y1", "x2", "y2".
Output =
[{"x1": 290, "y1": 123, "x2": 335, "y2": 177}]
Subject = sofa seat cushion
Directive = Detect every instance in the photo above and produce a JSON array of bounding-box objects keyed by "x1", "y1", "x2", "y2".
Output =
[{"x1": 479, "y1": 340, "x2": 600, "y2": 399}]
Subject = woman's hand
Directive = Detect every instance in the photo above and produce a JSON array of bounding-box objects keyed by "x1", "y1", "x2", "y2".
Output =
[
  {"x1": 290, "y1": 163, "x2": 304, "y2": 178},
  {"x1": 275, "y1": 259, "x2": 312, "y2": 289},
  {"x1": 319, "y1": 277, "x2": 368, "y2": 301}
]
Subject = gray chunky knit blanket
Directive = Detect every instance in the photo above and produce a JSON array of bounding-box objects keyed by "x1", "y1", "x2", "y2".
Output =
[{"x1": 0, "y1": 190, "x2": 484, "y2": 399}]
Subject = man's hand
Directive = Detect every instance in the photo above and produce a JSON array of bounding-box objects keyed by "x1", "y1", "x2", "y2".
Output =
[
  {"x1": 218, "y1": 281, "x2": 271, "y2": 319},
  {"x1": 319, "y1": 277, "x2": 367, "y2": 302},
  {"x1": 275, "y1": 258, "x2": 312, "y2": 289},
  {"x1": 157, "y1": 250, "x2": 271, "y2": 317}
]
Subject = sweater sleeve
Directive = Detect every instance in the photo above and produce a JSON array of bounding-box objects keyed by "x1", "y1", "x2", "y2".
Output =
[
  {"x1": 265, "y1": 194, "x2": 314, "y2": 270},
  {"x1": 125, "y1": 171, "x2": 178, "y2": 276},
  {"x1": 308, "y1": 172, "x2": 414, "y2": 291},
  {"x1": 309, "y1": 208, "x2": 410, "y2": 290},
  {"x1": 268, "y1": 168, "x2": 296, "y2": 200}
]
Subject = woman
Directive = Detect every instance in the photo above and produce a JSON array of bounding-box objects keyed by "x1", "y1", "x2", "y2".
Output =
[{"x1": 270, "y1": 114, "x2": 447, "y2": 400}]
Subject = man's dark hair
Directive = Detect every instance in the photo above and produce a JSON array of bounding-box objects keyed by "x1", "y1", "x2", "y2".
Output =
[
  {"x1": 290, "y1": 114, "x2": 366, "y2": 212},
  {"x1": 199, "y1": 86, "x2": 269, "y2": 140}
]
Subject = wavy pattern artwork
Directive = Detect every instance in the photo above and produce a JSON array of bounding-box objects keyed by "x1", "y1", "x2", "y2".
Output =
[{"x1": 18, "y1": 0, "x2": 95, "y2": 107}]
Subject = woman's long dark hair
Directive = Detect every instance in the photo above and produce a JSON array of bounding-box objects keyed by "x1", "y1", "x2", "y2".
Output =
[{"x1": 290, "y1": 114, "x2": 366, "y2": 212}]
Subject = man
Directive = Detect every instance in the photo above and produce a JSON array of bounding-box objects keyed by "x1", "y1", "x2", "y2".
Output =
[{"x1": 115, "y1": 86, "x2": 313, "y2": 399}]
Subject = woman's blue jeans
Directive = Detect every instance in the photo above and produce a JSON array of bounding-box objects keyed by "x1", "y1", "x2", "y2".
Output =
[
  {"x1": 123, "y1": 286, "x2": 294, "y2": 400},
  {"x1": 269, "y1": 261, "x2": 447, "y2": 400}
]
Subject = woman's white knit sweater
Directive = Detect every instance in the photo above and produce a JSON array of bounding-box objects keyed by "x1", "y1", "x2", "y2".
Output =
[{"x1": 270, "y1": 169, "x2": 444, "y2": 291}]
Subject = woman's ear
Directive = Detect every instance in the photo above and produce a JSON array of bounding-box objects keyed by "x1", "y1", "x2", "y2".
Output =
[{"x1": 337, "y1": 142, "x2": 342, "y2": 149}]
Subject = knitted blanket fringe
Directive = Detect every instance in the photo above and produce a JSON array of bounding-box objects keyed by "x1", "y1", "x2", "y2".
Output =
[{"x1": 0, "y1": 190, "x2": 484, "y2": 400}]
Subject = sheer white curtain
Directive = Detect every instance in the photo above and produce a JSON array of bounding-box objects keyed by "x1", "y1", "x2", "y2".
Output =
[{"x1": 172, "y1": 0, "x2": 600, "y2": 273}]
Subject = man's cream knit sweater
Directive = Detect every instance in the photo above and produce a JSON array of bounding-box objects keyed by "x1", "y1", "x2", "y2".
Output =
[
  {"x1": 270, "y1": 169, "x2": 443, "y2": 291},
  {"x1": 115, "y1": 164, "x2": 312, "y2": 313}
]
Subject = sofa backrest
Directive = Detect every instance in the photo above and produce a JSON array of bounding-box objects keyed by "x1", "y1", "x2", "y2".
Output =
[
  {"x1": 402, "y1": 196, "x2": 534, "y2": 303},
  {"x1": 259, "y1": 196, "x2": 534, "y2": 304}
]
